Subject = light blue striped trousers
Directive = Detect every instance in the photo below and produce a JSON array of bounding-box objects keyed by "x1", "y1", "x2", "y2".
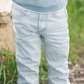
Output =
[{"x1": 12, "y1": 1, "x2": 70, "y2": 84}]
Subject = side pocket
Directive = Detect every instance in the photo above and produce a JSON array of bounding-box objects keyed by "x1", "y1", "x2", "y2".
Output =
[
  {"x1": 53, "y1": 6, "x2": 68, "y2": 20},
  {"x1": 12, "y1": 3, "x2": 24, "y2": 19}
]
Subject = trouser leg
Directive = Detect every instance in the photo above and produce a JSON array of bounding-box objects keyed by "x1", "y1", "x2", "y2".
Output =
[
  {"x1": 12, "y1": 3, "x2": 43, "y2": 83},
  {"x1": 41, "y1": 8, "x2": 70, "y2": 84},
  {"x1": 43, "y1": 32, "x2": 70, "y2": 84},
  {"x1": 43, "y1": 25, "x2": 70, "y2": 84},
  {"x1": 14, "y1": 28, "x2": 42, "y2": 84}
]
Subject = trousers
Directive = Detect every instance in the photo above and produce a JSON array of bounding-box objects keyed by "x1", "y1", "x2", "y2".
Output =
[{"x1": 12, "y1": 1, "x2": 70, "y2": 84}]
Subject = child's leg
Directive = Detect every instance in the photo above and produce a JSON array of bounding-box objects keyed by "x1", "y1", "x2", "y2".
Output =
[
  {"x1": 12, "y1": 3, "x2": 42, "y2": 84},
  {"x1": 40, "y1": 6, "x2": 70, "y2": 84}
]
